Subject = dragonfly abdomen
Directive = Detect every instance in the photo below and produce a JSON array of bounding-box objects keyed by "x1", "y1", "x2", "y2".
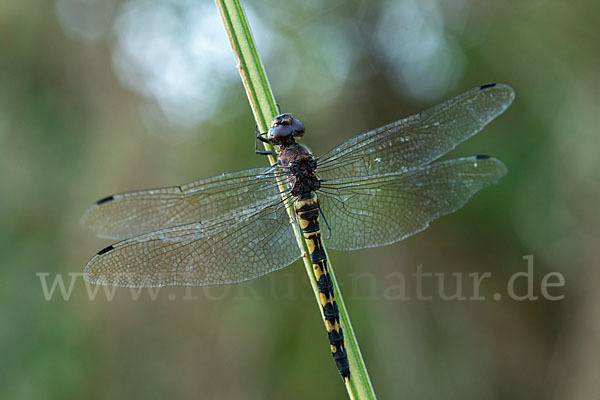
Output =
[{"x1": 295, "y1": 197, "x2": 350, "y2": 380}]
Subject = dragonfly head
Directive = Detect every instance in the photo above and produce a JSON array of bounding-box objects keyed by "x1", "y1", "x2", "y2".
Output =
[{"x1": 268, "y1": 114, "x2": 305, "y2": 146}]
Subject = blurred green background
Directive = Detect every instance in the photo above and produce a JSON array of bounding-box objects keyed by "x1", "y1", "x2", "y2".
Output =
[{"x1": 1, "y1": 0, "x2": 599, "y2": 399}]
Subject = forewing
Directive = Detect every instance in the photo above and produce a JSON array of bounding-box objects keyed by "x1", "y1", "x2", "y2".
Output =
[
  {"x1": 81, "y1": 167, "x2": 287, "y2": 240},
  {"x1": 318, "y1": 156, "x2": 507, "y2": 250},
  {"x1": 316, "y1": 83, "x2": 514, "y2": 179},
  {"x1": 83, "y1": 199, "x2": 302, "y2": 287}
]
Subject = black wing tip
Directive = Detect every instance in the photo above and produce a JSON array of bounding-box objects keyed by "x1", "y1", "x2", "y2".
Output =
[
  {"x1": 478, "y1": 82, "x2": 515, "y2": 105},
  {"x1": 472, "y1": 155, "x2": 508, "y2": 176},
  {"x1": 96, "y1": 195, "x2": 114, "y2": 205},
  {"x1": 480, "y1": 82, "x2": 497, "y2": 90},
  {"x1": 97, "y1": 245, "x2": 114, "y2": 255}
]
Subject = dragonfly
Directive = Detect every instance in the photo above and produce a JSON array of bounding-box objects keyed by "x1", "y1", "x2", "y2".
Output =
[{"x1": 82, "y1": 82, "x2": 514, "y2": 380}]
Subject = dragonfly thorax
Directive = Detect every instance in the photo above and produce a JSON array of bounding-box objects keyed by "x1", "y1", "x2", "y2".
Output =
[{"x1": 278, "y1": 143, "x2": 320, "y2": 199}]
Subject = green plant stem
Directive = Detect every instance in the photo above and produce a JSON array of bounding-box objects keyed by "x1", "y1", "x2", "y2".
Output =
[{"x1": 215, "y1": 1, "x2": 376, "y2": 398}]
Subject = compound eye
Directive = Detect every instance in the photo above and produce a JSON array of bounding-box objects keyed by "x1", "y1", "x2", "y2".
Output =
[
  {"x1": 267, "y1": 123, "x2": 293, "y2": 143},
  {"x1": 290, "y1": 118, "x2": 305, "y2": 136}
]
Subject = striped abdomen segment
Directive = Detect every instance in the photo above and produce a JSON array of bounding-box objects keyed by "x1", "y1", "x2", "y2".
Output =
[{"x1": 295, "y1": 197, "x2": 350, "y2": 380}]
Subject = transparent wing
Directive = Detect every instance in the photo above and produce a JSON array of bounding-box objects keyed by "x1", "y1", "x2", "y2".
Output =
[
  {"x1": 81, "y1": 167, "x2": 288, "y2": 240},
  {"x1": 316, "y1": 83, "x2": 514, "y2": 179},
  {"x1": 317, "y1": 156, "x2": 507, "y2": 250},
  {"x1": 83, "y1": 198, "x2": 302, "y2": 287}
]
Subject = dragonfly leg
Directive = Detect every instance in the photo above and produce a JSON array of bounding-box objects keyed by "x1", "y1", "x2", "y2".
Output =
[
  {"x1": 318, "y1": 204, "x2": 332, "y2": 240},
  {"x1": 256, "y1": 132, "x2": 271, "y2": 143},
  {"x1": 255, "y1": 130, "x2": 277, "y2": 155},
  {"x1": 259, "y1": 161, "x2": 283, "y2": 177},
  {"x1": 256, "y1": 149, "x2": 278, "y2": 155}
]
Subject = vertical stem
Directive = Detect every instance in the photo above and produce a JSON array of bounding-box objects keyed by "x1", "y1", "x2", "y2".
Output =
[{"x1": 215, "y1": 1, "x2": 376, "y2": 398}]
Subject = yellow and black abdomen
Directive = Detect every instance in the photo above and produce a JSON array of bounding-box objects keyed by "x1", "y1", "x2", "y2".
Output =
[{"x1": 295, "y1": 195, "x2": 350, "y2": 380}]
